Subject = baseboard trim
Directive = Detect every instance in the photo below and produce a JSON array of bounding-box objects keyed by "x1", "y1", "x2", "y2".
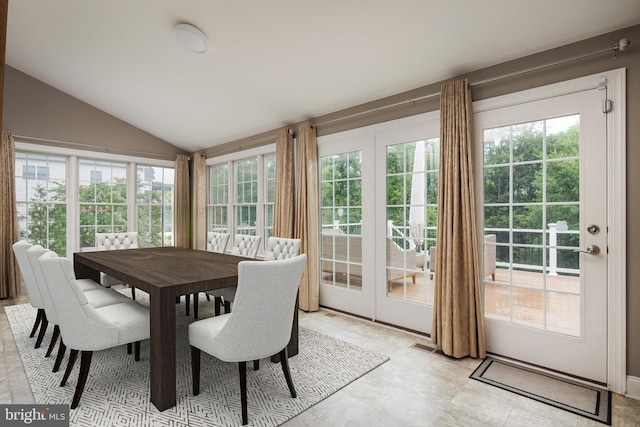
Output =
[{"x1": 626, "y1": 375, "x2": 640, "y2": 400}]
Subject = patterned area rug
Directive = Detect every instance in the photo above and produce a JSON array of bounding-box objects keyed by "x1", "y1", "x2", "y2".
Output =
[
  {"x1": 471, "y1": 357, "x2": 611, "y2": 425},
  {"x1": 5, "y1": 292, "x2": 389, "y2": 426}
]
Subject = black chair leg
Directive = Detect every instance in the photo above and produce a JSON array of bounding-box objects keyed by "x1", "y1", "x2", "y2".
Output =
[
  {"x1": 34, "y1": 316, "x2": 49, "y2": 349},
  {"x1": 224, "y1": 300, "x2": 231, "y2": 314},
  {"x1": 53, "y1": 340, "x2": 66, "y2": 372},
  {"x1": 131, "y1": 286, "x2": 136, "y2": 300},
  {"x1": 45, "y1": 325, "x2": 60, "y2": 357},
  {"x1": 30, "y1": 308, "x2": 44, "y2": 338},
  {"x1": 205, "y1": 294, "x2": 210, "y2": 301},
  {"x1": 185, "y1": 294, "x2": 191, "y2": 316},
  {"x1": 239, "y1": 361, "x2": 248, "y2": 425},
  {"x1": 127, "y1": 343, "x2": 132, "y2": 354},
  {"x1": 253, "y1": 360, "x2": 260, "y2": 371},
  {"x1": 214, "y1": 297, "x2": 222, "y2": 316},
  {"x1": 71, "y1": 351, "x2": 93, "y2": 409},
  {"x1": 191, "y1": 346, "x2": 201, "y2": 395},
  {"x1": 134, "y1": 341, "x2": 141, "y2": 361},
  {"x1": 61, "y1": 349, "x2": 79, "y2": 386},
  {"x1": 279, "y1": 348, "x2": 296, "y2": 398},
  {"x1": 193, "y1": 293, "x2": 199, "y2": 319}
]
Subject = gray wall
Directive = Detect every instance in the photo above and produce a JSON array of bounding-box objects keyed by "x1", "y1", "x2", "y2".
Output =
[{"x1": 2, "y1": 66, "x2": 186, "y2": 160}]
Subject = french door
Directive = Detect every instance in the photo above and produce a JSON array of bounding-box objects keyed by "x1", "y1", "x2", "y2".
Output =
[{"x1": 474, "y1": 80, "x2": 609, "y2": 382}]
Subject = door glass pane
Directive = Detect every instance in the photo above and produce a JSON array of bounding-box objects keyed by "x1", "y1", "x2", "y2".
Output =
[
  {"x1": 320, "y1": 151, "x2": 363, "y2": 292},
  {"x1": 385, "y1": 138, "x2": 438, "y2": 304},
  {"x1": 482, "y1": 114, "x2": 581, "y2": 337}
]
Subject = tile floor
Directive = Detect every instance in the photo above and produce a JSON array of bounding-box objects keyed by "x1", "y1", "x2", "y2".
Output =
[{"x1": 2, "y1": 294, "x2": 640, "y2": 426}]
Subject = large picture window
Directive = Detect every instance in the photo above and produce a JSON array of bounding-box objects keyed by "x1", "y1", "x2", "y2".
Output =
[
  {"x1": 79, "y1": 159, "x2": 128, "y2": 248},
  {"x1": 15, "y1": 153, "x2": 67, "y2": 255},
  {"x1": 137, "y1": 165, "x2": 174, "y2": 247}
]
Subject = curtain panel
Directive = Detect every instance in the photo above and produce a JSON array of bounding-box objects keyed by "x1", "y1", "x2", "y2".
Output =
[
  {"x1": 1, "y1": 130, "x2": 21, "y2": 298},
  {"x1": 273, "y1": 128, "x2": 295, "y2": 238},
  {"x1": 174, "y1": 154, "x2": 190, "y2": 248},
  {"x1": 294, "y1": 122, "x2": 320, "y2": 312},
  {"x1": 191, "y1": 153, "x2": 207, "y2": 250},
  {"x1": 432, "y1": 79, "x2": 486, "y2": 359}
]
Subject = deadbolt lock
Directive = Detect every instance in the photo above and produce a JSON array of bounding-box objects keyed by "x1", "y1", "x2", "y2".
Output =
[{"x1": 587, "y1": 224, "x2": 600, "y2": 235}]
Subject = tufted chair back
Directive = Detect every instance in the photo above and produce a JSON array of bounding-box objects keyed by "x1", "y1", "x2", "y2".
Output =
[
  {"x1": 95, "y1": 232, "x2": 138, "y2": 250},
  {"x1": 264, "y1": 237, "x2": 301, "y2": 260},
  {"x1": 230, "y1": 234, "x2": 262, "y2": 259},
  {"x1": 207, "y1": 232, "x2": 230, "y2": 253}
]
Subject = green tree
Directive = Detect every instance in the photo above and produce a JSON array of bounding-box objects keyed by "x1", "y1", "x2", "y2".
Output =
[{"x1": 26, "y1": 183, "x2": 67, "y2": 256}]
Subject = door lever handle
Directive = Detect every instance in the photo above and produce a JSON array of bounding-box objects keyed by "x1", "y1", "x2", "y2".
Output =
[{"x1": 574, "y1": 245, "x2": 600, "y2": 255}]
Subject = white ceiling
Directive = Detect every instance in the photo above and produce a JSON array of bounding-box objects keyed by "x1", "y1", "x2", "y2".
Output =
[{"x1": 6, "y1": 1, "x2": 640, "y2": 153}]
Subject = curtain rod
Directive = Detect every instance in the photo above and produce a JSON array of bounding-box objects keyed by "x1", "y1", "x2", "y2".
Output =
[
  {"x1": 312, "y1": 38, "x2": 631, "y2": 129},
  {"x1": 13, "y1": 134, "x2": 177, "y2": 160}
]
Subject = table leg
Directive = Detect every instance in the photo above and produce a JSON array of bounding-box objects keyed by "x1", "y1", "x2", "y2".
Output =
[{"x1": 149, "y1": 287, "x2": 177, "y2": 411}]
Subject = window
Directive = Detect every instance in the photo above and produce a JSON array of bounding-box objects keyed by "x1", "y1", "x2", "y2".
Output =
[
  {"x1": 234, "y1": 158, "x2": 258, "y2": 236},
  {"x1": 15, "y1": 153, "x2": 67, "y2": 255},
  {"x1": 79, "y1": 159, "x2": 128, "y2": 248},
  {"x1": 206, "y1": 149, "x2": 275, "y2": 252},
  {"x1": 263, "y1": 154, "x2": 276, "y2": 241},
  {"x1": 208, "y1": 164, "x2": 229, "y2": 232},
  {"x1": 137, "y1": 165, "x2": 174, "y2": 247}
]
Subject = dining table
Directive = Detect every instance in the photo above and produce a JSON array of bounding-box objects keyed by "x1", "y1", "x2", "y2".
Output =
[{"x1": 73, "y1": 246, "x2": 299, "y2": 412}]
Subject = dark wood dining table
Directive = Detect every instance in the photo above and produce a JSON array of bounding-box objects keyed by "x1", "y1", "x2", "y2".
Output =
[{"x1": 73, "y1": 246, "x2": 299, "y2": 412}]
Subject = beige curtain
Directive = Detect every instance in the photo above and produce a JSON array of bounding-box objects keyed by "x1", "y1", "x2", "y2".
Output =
[
  {"x1": 1, "y1": 131, "x2": 21, "y2": 298},
  {"x1": 273, "y1": 128, "x2": 295, "y2": 238},
  {"x1": 191, "y1": 153, "x2": 207, "y2": 250},
  {"x1": 432, "y1": 79, "x2": 486, "y2": 359},
  {"x1": 295, "y1": 122, "x2": 320, "y2": 312},
  {"x1": 174, "y1": 154, "x2": 190, "y2": 248}
]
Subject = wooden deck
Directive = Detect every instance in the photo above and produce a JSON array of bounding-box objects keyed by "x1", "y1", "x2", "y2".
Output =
[{"x1": 322, "y1": 266, "x2": 581, "y2": 337}]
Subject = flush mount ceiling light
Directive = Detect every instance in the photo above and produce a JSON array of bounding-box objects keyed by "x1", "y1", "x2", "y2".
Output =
[{"x1": 175, "y1": 23, "x2": 208, "y2": 53}]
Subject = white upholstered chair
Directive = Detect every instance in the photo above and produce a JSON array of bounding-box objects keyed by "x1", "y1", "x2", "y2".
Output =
[
  {"x1": 207, "y1": 232, "x2": 230, "y2": 253},
  {"x1": 38, "y1": 251, "x2": 150, "y2": 409},
  {"x1": 264, "y1": 237, "x2": 302, "y2": 261},
  {"x1": 95, "y1": 231, "x2": 138, "y2": 298},
  {"x1": 206, "y1": 234, "x2": 262, "y2": 317},
  {"x1": 188, "y1": 232, "x2": 231, "y2": 318},
  {"x1": 27, "y1": 246, "x2": 135, "y2": 371},
  {"x1": 189, "y1": 254, "x2": 307, "y2": 425},
  {"x1": 12, "y1": 241, "x2": 48, "y2": 348}
]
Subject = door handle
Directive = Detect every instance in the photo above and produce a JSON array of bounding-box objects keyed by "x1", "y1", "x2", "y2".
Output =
[{"x1": 574, "y1": 245, "x2": 600, "y2": 255}]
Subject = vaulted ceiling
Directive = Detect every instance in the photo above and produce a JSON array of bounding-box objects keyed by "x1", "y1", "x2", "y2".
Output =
[{"x1": 6, "y1": 1, "x2": 640, "y2": 152}]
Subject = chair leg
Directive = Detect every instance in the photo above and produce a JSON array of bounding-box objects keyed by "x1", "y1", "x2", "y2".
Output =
[
  {"x1": 191, "y1": 346, "x2": 201, "y2": 395},
  {"x1": 30, "y1": 308, "x2": 44, "y2": 338},
  {"x1": 239, "y1": 361, "x2": 248, "y2": 425},
  {"x1": 193, "y1": 293, "x2": 199, "y2": 319},
  {"x1": 134, "y1": 341, "x2": 141, "y2": 361},
  {"x1": 253, "y1": 360, "x2": 259, "y2": 371},
  {"x1": 185, "y1": 294, "x2": 191, "y2": 316},
  {"x1": 71, "y1": 351, "x2": 93, "y2": 409},
  {"x1": 45, "y1": 325, "x2": 60, "y2": 357},
  {"x1": 34, "y1": 316, "x2": 49, "y2": 349},
  {"x1": 214, "y1": 296, "x2": 222, "y2": 316},
  {"x1": 131, "y1": 286, "x2": 136, "y2": 300},
  {"x1": 205, "y1": 294, "x2": 210, "y2": 301},
  {"x1": 127, "y1": 342, "x2": 132, "y2": 354},
  {"x1": 279, "y1": 348, "x2": 297, "y2": 398},
  {"x1": 53, "y1": 340, "x2": 66, "y2": 372},
  {"x1": 61, "y1": 349, "x2": 79, "y2": 386},
  {"x1": 224, "y1": 300, "x2": 231, "y2": 314}
]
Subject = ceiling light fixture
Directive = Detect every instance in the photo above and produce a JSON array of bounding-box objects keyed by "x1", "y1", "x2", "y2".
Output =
[{"x1": 175, "y1": 23, "x2": 208, "y2": 53}]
